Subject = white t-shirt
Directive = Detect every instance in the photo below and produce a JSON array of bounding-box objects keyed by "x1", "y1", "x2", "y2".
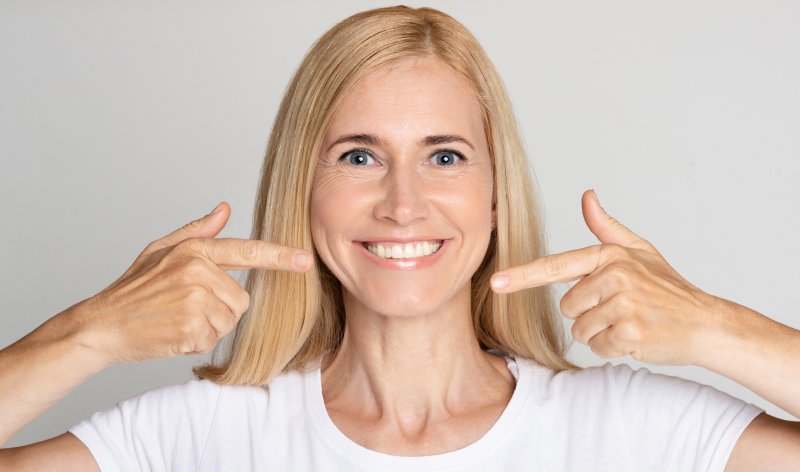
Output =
[{"x1": 68, "y1": 356, "x2": 763, "y2": 471}]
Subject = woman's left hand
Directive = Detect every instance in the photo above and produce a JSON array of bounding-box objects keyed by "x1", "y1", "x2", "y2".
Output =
[{"x1": 490, "y1": 189, "x2": 723, "y2": 366}]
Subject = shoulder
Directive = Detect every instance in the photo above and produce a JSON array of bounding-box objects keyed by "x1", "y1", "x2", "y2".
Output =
[
  {"x1": 133, "y1": 367, "x2": 308, "y2": 403},
  {"x1": 75, "y1": 378, "x2": 227, "y2": 431},
  {"x1": 69, "y1": 369, "x2": 309, "y2": 440},
  {"x1": 116, "y1": 377, "x2": 223, "y2": 413},
  {"x1": 122, "y1": 367, "x2": 310, "y2": 408},
  {"x1": 519, "y1": 358, "x2": 762, "y2": 432},
  {"x1": 514, "y1": 358, "x2": 758, "y2": 411},
  {"x1": 66, "y1": 370, "x2": 313, "y2": 470},
  {"x1": 520, "y1": 358, "x2": 701, "y2": 394}
]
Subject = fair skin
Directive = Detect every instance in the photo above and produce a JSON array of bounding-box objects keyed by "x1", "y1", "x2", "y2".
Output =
[
  {"x1": 0, "y1": 207, "x2": 314, "y2": 469},
  {"x1": 309, "y1": 56, "x2": 800, "y2": 465},
  {"x1": 311, "y1": 56, "x2": 513, "y2": 455},
  {"x1": 0, "y1": 55, "x2": 798, "y2": 469}
]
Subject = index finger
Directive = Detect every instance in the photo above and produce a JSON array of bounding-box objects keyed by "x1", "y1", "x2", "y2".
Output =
[
  {"x1": 193, "y1": 238, "x2": 313, "y2": 272},
  {"x1": 490, "y1": 245, "x2": 601, "y2": 293}
]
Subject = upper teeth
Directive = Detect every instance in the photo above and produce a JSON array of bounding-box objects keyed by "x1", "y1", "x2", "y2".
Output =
[{"x1": 365, "y1": 241, "x2": 443, "y2": 259}]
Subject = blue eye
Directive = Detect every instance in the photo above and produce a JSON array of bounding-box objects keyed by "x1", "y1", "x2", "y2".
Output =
[
  {"x1": 432, "y1": 150, "x2": 464, "y2": 166},
  {"x1": 341, "y1": 150, "x2": 374, "y2": 166}
]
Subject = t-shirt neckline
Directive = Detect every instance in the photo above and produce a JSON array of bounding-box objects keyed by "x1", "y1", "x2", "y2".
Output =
[{"x1": 304, "y1": 355, "x2": 532, "y2": 471}]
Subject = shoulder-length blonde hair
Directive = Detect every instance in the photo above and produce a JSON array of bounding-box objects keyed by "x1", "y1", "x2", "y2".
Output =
[{"x1": 193, "y1": 5, "x2": 578, "y2": 385}]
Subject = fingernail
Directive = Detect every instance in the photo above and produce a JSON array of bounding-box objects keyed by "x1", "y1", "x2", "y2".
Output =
[
  {"x1": 293, "y1": 252, "x2": 311, "y2": 269},
  {"x1": 210, "y1": 202, "x2": 225, "y2": 215},
  {"x1": 590, "y1": 190, "x2": 600, "y2": 206},
  {"x1": 491, "y1": 274, "x2": 510, "y2": 290}
]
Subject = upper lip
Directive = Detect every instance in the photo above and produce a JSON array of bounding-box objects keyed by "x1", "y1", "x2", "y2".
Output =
[{"x1": 357, "y1": 237, "x2": 449, "y2": 244}]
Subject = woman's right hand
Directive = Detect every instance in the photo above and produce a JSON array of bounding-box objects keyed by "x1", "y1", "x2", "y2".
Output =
[{"x1": 72, "y1": 201, "x2": 313, "y2": 366}]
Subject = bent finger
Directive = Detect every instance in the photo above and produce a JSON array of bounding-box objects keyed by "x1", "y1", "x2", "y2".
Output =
[
  {"x1": 586, "y1": 326, "x2": 629, "y2": 359},
  {"x1": 559, "y1": 265, "x2": 619, "y2": 320},
  {"x1": 570, "y1": 295, "x2": 627, "y2": 344},
  {"x1": 204, "y1": 263, "x2": 252, "y2": 319},
  {"x1": 202, "y1": 293, "x2": 240, "y2": 339}
]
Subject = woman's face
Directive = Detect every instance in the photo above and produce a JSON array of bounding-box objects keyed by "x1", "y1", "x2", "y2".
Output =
[{"x1": 310, "y1": 56, "x2": 494, "y2": 318}]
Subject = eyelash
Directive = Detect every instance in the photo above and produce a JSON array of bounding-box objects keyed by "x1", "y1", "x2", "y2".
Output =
[{"x1": 338, "y1": 148, "x2": 467, "y2": 166}]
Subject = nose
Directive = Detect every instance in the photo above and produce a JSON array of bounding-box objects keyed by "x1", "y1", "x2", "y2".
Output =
[{"x1": 372, "y1": 164, "x2": 429, "y2": 226}]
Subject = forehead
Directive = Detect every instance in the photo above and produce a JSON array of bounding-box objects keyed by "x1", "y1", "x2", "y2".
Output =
[{"x1": 325, "y1": 57, "x2": 485, "y2": 146}]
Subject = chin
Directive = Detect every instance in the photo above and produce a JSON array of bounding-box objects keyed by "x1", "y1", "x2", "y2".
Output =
[{"x1": 346, "y1": 283, "x2": 458, "y2": 319}]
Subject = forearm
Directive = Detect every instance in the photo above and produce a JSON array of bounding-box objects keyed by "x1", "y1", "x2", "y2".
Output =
[
  {"x1": 0, "y1": 302, "x2": 108, "y2": 447},
  {"x1": 697, "y1": 296, "x2": 800, "y2": 420}
]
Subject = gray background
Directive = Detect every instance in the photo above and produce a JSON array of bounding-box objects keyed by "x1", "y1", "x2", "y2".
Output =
[{"x1": 1, "y1": 0, "x2": 798, "y2": 448}]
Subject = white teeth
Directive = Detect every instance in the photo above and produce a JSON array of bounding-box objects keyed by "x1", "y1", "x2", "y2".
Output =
[
  {"x1": 422, "y1": 241, "x2": 431, "y2": 255},
  {"x1": 365, "y1": 240, "x2": 444, "y2": 259}
]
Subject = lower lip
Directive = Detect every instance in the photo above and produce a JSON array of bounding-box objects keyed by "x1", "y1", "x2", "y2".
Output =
[{"x1": 354, "y1": 240, "x2": 450, "y2": 271}]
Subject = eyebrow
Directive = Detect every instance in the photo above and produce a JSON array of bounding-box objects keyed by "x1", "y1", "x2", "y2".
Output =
[{"x1": 326, "y1": 133, "x2": 475, "y2": 152}]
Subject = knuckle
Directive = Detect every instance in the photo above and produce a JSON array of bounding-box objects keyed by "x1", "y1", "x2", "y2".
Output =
[
  {"x1": 543, "y1": 256, "x2": 567, "y2": 278},
  {"x1": 142, "y1": 240, "x2": 158, "y2": 255},
  {"x1": 177, "y1": 258, "x2": 207, "y2": 283},
  {"x1": 612, "y1": 292, "x2": 635, "y2": 313},
  {"x1": 178, "y1": 314, "x2": 206, "y2": 338},
  {"x1": 175, "y1": 238, "x2": 193, "y2": 252},
  {"x1": 184, "y1": 285, "x2": 209, "y2": 305},
  {"x1": 614, "y1": 319, "x2": 640, "y2": 342},
  {"x1": 570, "y1": 320, "x2": 586, "y2": 343},
  {"x1": 587, "y1": 334, "x2": 613, "y2": 358},
  {"x1": 516, "y1": 266, "x2": 530, "y2": 285},
  {"x1": 176, "y1": 237, "x2": 202, "y2": 254},
  {"x1": 559, "y1": 295, "x2": 574, "y2": 319},
  {"x1": 600, "y1": 243, "x2": 626, "y2": 261},
  {"x1": 239, "y1": 240, "x2": 260, "y2": 261},
  {"x1": 269, "y1": 246, "x2": 286, "y2": 268},
  {"x1": 586, "y1": 333, "x2": 602, "y2": 353},
  {"x1": 238, "y1": 291, "x2": 251, "y2": 315},
  {"x1": 603, "y1": 262, "x2": 631, "y2": 288},
  {"x1": 184, "y1": 256, "x2": 207, "y2": 273}
]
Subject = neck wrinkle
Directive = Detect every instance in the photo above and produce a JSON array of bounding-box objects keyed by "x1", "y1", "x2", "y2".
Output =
[{"x1": 321, "y1": 284, "x2": 514, "y2": 428}]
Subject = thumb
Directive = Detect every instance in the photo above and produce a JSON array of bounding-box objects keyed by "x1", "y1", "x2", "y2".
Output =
[
  {"x1": 144, "y1": 202, "x2": 230, "y2": 255},
  {"x1": 581, "y1": 189, "x2": 650, "y2": 250}
]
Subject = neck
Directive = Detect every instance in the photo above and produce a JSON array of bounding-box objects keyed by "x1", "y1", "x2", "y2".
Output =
[{"x1": 320, "y1": 285, "x2": 515, "y2": 429}]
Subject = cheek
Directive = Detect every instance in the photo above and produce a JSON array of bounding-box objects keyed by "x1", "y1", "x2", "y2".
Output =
[
  {"x1": 439, "y1": 172, "x2": 494, "y2": 223},
  {"x1": 309, "y1": 175, "x2": 337, "y2": 258},
  {"x1": 309, "y1": 170, "x2": 366, "y2": 267}
]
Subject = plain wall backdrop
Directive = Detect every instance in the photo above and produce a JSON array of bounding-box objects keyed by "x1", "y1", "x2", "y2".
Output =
[{"x1": 1, "y1": 0, "x2": 798, "y2": 448}]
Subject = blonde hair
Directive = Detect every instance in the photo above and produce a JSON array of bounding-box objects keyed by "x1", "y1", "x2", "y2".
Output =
[{"x1": 193, "y1": 5, "x2": 578, "y2": 385}]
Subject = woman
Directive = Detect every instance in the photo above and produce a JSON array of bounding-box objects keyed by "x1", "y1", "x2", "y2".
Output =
[{"x1": 1, "y1": 5, "x2": 798, "y2": 471}]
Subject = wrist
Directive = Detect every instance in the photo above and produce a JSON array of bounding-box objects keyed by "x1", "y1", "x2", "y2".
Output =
[
  {"x1": 690, "y1": 294, "x2": 800, "y2": 418},
  {"x1": 688, "y1": 294, "x2": 746, "y2": 371},
  {"x1": 692, "y1": 294, "x2": 786, "y2": 373},
  {"x1": 51, "y1": 299, "x2": 116, "y2": 372}
]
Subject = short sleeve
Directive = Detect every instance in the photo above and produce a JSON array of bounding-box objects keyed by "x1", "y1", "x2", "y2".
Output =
[
  {"x1": 67, "y1": 378, "x2": 221, "y2": 472},
  {"x1": 602, "y1": 363, "x2": 764, "y2": 472}
]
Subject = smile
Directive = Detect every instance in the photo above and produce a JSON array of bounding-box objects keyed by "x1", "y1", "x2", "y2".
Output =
[
  {"x1": 354, "y1": 239, "x2": 450, "y2": 271},
  {"x1": 362, "y1": 240, "x2": 443, "y2": 259}
]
